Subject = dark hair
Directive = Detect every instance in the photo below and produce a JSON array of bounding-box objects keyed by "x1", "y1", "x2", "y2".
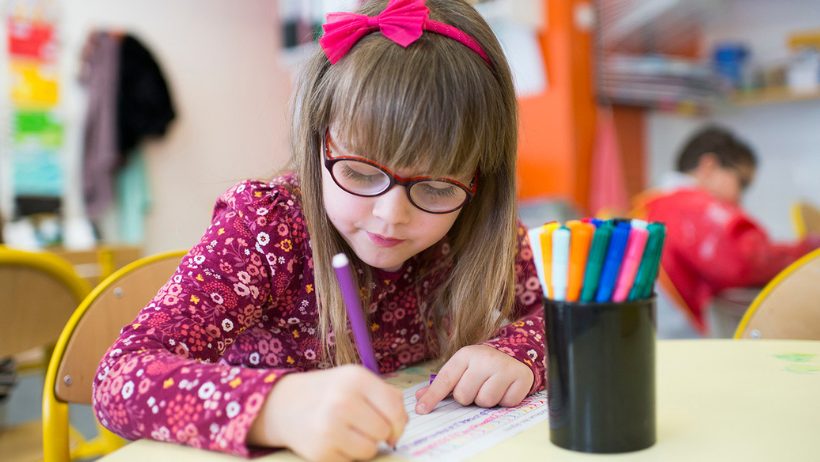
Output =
[{"x1": 676, "y1": 126, "x2": 757, "y2": 173}]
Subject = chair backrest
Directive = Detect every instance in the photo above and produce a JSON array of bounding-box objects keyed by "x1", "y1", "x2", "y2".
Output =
[
  {"x1": 734, "y1": 249, "x2": 820, "y2": 340},
  {"x1": 0, "y1": 247, "x2": 90, "y2": 357},
  {"x1": 47, "y1": 250, "x2": 186, "y2": 405},
  {"x1": 791, "y1": 201, "x2": 820, "y2": 239}
]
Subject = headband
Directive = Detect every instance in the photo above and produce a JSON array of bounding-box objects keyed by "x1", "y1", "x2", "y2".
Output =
[{"x1": 319, "y1": 0, "x2": 492, "y2": 67}]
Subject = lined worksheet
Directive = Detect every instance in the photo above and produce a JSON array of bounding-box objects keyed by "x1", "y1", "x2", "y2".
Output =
[{"x1": 392, "y1": 382, "x2": 548, "y2": 461}]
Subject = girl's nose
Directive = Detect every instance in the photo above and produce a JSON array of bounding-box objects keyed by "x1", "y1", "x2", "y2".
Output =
[{"x1": 371, "y1": 185, "x2": 413, "y2": 225}]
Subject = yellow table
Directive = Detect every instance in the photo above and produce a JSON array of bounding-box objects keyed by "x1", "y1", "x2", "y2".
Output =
[{"x1": 100, "y1": 340, "x2": 820, "y2": 461}]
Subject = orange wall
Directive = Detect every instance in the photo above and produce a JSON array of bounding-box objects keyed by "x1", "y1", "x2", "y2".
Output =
[{"x1": 517, "y1": 0, "x2": 596, "y2": 214}]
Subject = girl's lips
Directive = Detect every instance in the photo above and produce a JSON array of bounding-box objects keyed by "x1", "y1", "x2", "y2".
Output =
[{"x1": 367, "y1": 232, "x2": 405, "y2": 247}]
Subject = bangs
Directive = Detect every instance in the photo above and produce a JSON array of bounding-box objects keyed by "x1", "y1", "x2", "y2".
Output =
[{"x1": 316, "y1": 33, "x2": 506, "y2": 178}]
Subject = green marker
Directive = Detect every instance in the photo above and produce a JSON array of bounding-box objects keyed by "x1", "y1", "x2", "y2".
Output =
[
  {"x1": 629, "y1": 222, "x2": 666, "y2": 300},
  {"x1": 641, "y1": 223, "x2": 666, "y2": 299},
  {"x1": 579, "y1": 221, "x2": 613, "y2": 303}
]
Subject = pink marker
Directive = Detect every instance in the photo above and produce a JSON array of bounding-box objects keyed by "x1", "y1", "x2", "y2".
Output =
[{"x1": 612, "y1": 225, "x2": 649, "y2": 302}]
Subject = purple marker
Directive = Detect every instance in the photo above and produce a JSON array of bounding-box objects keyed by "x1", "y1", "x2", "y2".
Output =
[{"x1": 332, "y1": 253, "x2": 379, "y2": 374}]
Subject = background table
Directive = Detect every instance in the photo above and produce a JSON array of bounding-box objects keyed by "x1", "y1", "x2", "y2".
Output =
[{"x1": 100, "y1": 339, "x2": 820, "y2": 461}]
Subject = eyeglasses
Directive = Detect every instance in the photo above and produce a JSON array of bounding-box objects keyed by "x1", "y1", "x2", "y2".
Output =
[{"x1": 322, "y1": 129, "x2": 477, "y2": 214}]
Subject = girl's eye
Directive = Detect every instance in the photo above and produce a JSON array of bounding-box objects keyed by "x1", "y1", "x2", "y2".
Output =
[
  {"x1": 339, "y1": 162, "x2": 383, "y2": 184},
  {"x1": 416, "y1": 182, "x2": 458, "y2": 198}
]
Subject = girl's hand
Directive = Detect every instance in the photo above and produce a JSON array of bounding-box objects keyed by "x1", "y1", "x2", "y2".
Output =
[
  {"x1": 249, "y1": 365, "x2": 408, "y2": 462},
  {"x1": 414, "y1": 345, "x2": 533, "y2": 414}
]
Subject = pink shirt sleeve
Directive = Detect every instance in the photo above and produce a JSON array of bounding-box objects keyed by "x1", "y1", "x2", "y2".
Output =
[
  {"x1": 482, "y1": 221, "x2": 546, "y2": 394},
  {"x1": 93, "y1": 181, "x2": 301, "y2": 456}
]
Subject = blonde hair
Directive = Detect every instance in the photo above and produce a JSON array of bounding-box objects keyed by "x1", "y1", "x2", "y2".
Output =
[{"x1": 288, "y1": 0, "x2": 518, "y2": 366}]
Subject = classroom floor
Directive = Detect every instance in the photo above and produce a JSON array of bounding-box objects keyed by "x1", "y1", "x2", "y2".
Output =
[{"x1": 2, "y1": 368, "x2": 99, "y2": 462}]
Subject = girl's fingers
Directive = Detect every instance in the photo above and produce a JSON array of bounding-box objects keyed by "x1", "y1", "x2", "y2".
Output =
[
  {"x1": 473, "y1": 373, "x2": 512, "y2": 408},
  {"x1": 451, "y1": 365, "x2": 489, "y2": 406},
  {"x1": 336, "y1": 426, "x2": 380, "y2": 461},
  {"x1": 343, "y1": 394, "x2": 392, "y2": 443},
  {"x1": 362, "y1": 382, "x2": 408, "y2": 446},
  {"x1": 415, "y1": 385, "x2": 429, "y2": 400},
  {"x1": 415, "y1": 355, "x2": 468, "y2": 414},
  {"x1": 499, "y1": 378, "x2": 531, "y2": 407}
]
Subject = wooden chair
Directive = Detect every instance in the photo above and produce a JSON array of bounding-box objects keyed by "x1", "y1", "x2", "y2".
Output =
[
  {"x1": 0, "y1": 246, "x2": 91, "y2": 462},
  {"x1": 734, "y1": 249, "x2": 820, "y2": 340},
  {"x1": 0, "y1": 247, "x2": 91, "y2": 359},
  {"x1": 42, "y1": 250, "x2": 186, "y2": 462}
]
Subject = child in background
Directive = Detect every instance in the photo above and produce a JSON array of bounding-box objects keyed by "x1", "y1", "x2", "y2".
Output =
[
  {"x1": 635, "y1": 126, "x2": 819, "y2": 338},
  {"x1": 92, "y1": 1, "x2": 545, "y2": 461}
]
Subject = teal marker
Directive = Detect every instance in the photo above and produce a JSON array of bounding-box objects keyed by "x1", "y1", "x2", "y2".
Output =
[
  {"x1": 579, "y1": 221, "x2": 613, "y2": 303},
  {"x1": 628, "y1": 222, "x2": 666, "y2": 301},
  {"x1": 641, "y1": 223, "x2": 667, "y2": 299}
]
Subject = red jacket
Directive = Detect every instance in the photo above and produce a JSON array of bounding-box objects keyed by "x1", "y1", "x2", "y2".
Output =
[{"x1": 637, "y1": 188, "x2": 815, "y2": 332}]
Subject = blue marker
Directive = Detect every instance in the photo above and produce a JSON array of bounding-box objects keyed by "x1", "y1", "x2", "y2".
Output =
[{"x1": 595, "y1": 222, "x2": 631, "y2": 303}]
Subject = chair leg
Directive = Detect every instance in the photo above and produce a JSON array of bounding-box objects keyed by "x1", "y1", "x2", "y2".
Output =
[
  {"x1": 42, "y1": 399, "x2": 71, "y2": 462},
  {"x1": 70, "y1": 422, "x2": 126, "y2": 460}
]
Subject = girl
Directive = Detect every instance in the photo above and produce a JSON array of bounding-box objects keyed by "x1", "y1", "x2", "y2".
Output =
[{"x1": 93, "y1": 1, "x2": 545, "y2": 461}]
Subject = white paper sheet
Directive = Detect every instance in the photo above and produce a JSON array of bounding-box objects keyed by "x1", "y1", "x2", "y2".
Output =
[{"x1": 391, "y1": 382, "x2": 548, "y2": 461}]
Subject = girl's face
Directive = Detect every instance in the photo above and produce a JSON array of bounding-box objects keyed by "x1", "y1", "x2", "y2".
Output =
[{"x1": 321, "y1": 131, "x2": 467, "y2": 272}]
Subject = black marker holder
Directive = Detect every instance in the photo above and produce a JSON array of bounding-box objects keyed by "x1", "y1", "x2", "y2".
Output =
[{"x1": 545, "y1": 296, "x2": 656, "y2": 453}]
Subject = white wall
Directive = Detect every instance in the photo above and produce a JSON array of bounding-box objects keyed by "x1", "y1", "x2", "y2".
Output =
[
  {"x1": 61, "y1": 0, "x2": 293, "y2": 253},
  {"x1": 647, "y1": 0, "x2": 820, "y2": 241}
]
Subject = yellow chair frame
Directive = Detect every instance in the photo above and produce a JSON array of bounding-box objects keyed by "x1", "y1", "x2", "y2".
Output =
[
  {"x1": 42, "y1": 250, "x2": 186, "y2": 462},
  {"x1": 790, "y1": 201, "x2": 820, "y2": 239},
  {"x1": 0, "y1": 247, "x2": 92, "y2": 461},
  {"x1": 734, "y1": 248, "x2": 820, "y2": 339}
]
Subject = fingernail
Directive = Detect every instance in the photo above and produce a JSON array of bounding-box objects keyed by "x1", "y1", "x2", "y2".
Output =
[{"x1": 416, "y1": 403, "x2": 427, "y2": 414}]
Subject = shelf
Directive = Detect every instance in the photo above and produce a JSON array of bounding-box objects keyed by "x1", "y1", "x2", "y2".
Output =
[
  {"x1": 726, "y1": 87, "x2": 820, "y2": 107},
  {"x1": 600, "y1": 0, "x2": 715, "y2": 51}
]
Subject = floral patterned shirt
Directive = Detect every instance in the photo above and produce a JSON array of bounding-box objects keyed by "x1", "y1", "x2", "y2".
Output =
[{"x1": 92, "y1": 175, "x2": 545, "y2": 456}]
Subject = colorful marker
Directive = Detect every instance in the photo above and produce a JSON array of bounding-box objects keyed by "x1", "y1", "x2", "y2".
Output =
[
  {"x1": 551, "y1": 226, "x2": 571, "y2": 301},
  {"x1": 566, "y1": 220, "x2": 595, "y2": 302}
]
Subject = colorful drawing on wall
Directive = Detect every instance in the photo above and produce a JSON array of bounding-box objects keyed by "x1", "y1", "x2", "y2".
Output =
[
  {"x1": 4, "y1": 4, "x2": 63, "y2": 201},
  {"x1": 7, "y1": 17, "x2": 57, "y2": 61},
  {"x1": 14, "y1": 110, "x2": 63, "y2": 148},
  {"x1": 10, "y1": 61, "x2": 59, "y2": 107},
  {"x1": 12, "y1": 148, "x2": 63, "y2": 196}
]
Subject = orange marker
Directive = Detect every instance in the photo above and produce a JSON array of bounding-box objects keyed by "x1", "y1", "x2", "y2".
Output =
[
  {"x1": 539, "y1": 222, "x2": 560, "y2": 299},
  {"x1": 566, "y1": 220, "x2": 595, "y2": 302}
]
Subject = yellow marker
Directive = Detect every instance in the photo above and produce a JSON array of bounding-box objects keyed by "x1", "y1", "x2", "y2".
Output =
[{"x1": 539, "y1": 222, "x2": 560, "y2": 299}]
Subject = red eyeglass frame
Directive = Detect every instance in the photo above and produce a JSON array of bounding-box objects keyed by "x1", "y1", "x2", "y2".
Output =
[{"x1": 322, "y1": 129, "x2": 478, "y2": 214}]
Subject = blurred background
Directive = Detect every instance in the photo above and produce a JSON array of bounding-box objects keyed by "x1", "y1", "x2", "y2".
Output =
[
  {"x1": 0, "y1": 0, "x2": 819, "y2": 459},
  {"x1": 1, "y1": 0, "x2": 817, "y2": 255}
]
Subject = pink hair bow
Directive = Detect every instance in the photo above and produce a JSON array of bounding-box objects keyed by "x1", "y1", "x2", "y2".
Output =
[
  {"x1": 319, "y1": 0, "x2": 491, "y2": 66},
  {"x1": 320, "y1": 0, "x2": 428, "y2": 64}
]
